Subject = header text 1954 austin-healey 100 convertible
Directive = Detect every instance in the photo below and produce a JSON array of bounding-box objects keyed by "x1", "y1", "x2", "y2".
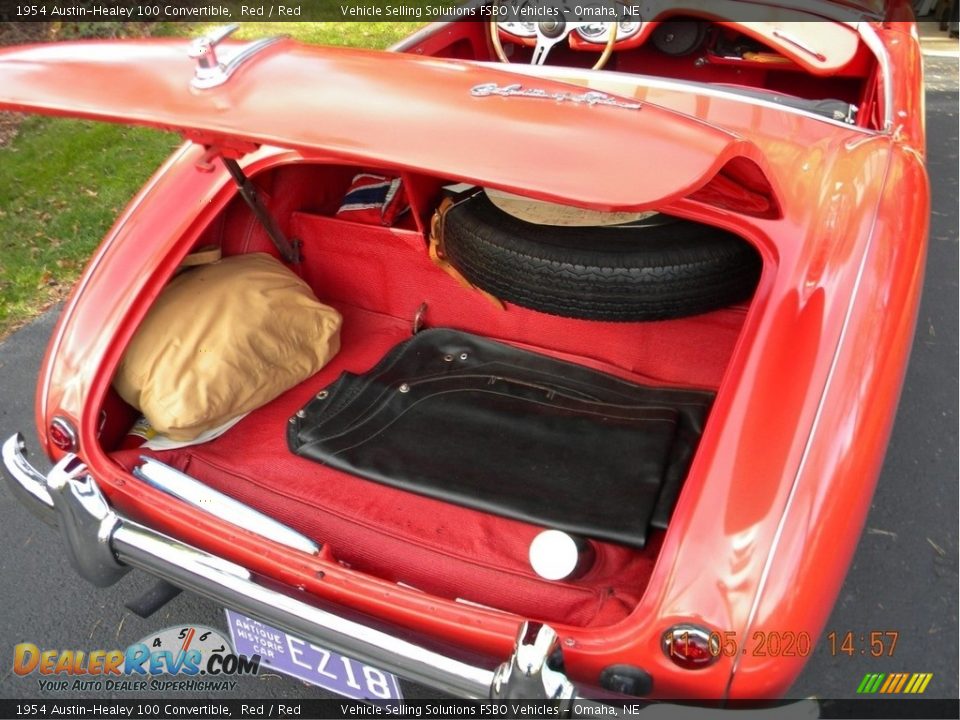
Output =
[{"x1": 0, "y1": 0, "x2": 928, "y2": 708}]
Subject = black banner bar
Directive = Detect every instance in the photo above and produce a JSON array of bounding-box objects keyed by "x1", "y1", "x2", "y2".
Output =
[
  {"x1": 0, "y1": 0, "x2": 885, "y2": 23},
  {"x1": 1, "y1": 699, "x2": 960, "y2": 720}
]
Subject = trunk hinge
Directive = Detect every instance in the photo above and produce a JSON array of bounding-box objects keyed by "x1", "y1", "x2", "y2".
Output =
[{"x1": 221, "y1": 157, "x2": 302, "y2": 264}]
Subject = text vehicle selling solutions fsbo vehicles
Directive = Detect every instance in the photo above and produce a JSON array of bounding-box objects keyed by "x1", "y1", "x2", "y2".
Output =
[{"x1": 0, "y1": 0, "x2": 928, "y2": 706}]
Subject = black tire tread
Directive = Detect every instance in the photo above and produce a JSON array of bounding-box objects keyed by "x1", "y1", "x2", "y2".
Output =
[{"x1": 442, "y1": 193, "x2": 761, "y2": 321}]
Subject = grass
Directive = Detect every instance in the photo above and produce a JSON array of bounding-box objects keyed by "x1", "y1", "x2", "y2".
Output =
[
  {"x1": 213, "y1": 22, "x2": 424, "y2": 47},
  {"x1": 0, "y1": 119, "x2": 182, "y2": 333},
  {"x1": 0, "y1": 22, "x2": 420, "y2": 338}
]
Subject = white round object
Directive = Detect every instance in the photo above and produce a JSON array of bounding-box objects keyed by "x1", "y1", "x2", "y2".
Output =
[{"x1": 528, "y1": 530, "x2": 593, "y2": 581}]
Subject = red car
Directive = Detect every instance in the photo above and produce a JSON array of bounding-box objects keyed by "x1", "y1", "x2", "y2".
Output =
[{"x1": 1, "y1": 2, "x2": 928, "y2": 705}]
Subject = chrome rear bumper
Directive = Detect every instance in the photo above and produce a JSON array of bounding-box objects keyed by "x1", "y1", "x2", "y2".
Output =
[
  {"x1": 0, "y1": 433, "x2": 576, "y2": 701},
  {"x1": 2, "y1": 433, "x2": 818, "y2": 716}
]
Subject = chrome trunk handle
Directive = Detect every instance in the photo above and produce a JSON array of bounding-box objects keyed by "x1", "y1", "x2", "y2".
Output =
[{"x1": 188, "y1": 25, "x2": 286, "y2": 90}]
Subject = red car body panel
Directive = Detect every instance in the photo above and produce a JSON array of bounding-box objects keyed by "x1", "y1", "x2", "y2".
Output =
[
  {"x1": 0, "y1": 40, "x2": 758, "y2": 210},
  {"x1": 0, "y1": 17, "x2": 927, "y2": 699}
]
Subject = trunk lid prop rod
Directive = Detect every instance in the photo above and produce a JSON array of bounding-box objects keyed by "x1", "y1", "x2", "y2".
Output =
[{"x1": 222, "y1": 157, "x2": 302, "y2": 264}]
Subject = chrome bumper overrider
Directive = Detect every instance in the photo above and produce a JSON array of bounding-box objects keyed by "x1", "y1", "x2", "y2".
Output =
[{"x1": 3, "y1": 433, "x2": 819, "y2": 716}]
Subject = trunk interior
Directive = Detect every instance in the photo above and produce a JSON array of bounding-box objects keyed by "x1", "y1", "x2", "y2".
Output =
[{"x1": 102, "y1": 161, "x2": 754, "y2": 629}]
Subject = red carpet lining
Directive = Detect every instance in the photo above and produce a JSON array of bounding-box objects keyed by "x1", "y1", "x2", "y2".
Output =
[{"x1": 113, "y1": 219, "x2": 745, "y2": 627}]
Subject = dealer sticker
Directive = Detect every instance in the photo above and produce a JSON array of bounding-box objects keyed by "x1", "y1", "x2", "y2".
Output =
[{"x1": 225, "y1": 610, "x2": 403, "y2": 700}]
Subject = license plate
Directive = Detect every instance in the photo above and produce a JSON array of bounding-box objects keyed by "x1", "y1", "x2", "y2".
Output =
[{"x1": 225, "y1": 609, "x2": 403, "y2": 700}]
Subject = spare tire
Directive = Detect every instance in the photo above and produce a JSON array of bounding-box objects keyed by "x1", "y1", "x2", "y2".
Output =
[{"x1": 441, "y1": 192, "x2": 761, "y2": 321}]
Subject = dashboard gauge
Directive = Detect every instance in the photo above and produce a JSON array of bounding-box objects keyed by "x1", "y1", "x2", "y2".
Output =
[
  {"x1": 496, "y1": 0, "x2": 537, "y2": 36},
  {"x1": 499, "y1": 21, "x2": 538, "y2": 38},
  {"x1": 651, "y1": 20, "x2": 707, "y2": 56},
  {"x1": 574, "y1": 20, "x2": 642, "y2": 43},
  {"x1": 577, "y1": 22, "x2": 608, "y2": 40}
]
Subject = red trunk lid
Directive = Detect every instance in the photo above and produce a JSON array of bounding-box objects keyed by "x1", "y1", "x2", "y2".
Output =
[{"x1": 0, "y1": 38, "x2": 757, "y2": 210}]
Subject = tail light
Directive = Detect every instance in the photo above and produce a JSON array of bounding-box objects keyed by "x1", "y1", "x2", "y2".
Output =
[
  {"x1": 49, "y1": 416, "x2": 78, "y2": 453},
  {"x1": 661, "y1": 624, "x2": 719, "y2": 669}
]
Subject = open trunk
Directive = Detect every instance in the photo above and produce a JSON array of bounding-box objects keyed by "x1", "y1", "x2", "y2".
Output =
[
  {"x1": 0, "y1": 12, "x2": 926, "y2": 700},
  {"x1": 0, "y1": 33, "x2": 792, "y2": 635},
  {"x1": 99, "y1": 161, "x2": 755, "y2": 630}
]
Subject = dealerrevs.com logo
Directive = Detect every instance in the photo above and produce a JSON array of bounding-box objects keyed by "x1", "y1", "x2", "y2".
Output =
[{"x1": 14, "y1": 625, "x2": 260, "y2": 692}]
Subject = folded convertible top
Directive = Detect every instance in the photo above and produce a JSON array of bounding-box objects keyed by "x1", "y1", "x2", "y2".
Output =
[{"x1": 288, "y1": 329, "x2": 714, "y2": 548}]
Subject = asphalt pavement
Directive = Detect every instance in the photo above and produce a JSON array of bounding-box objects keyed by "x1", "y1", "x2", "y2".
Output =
[{"x1": 0, "y1": 56, "x2": 956, "y2": 706}]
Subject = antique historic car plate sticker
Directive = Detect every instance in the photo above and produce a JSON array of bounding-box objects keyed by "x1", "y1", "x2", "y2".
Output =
[{"x1": 225, "y1": 610, "x2": 403, "y2": 700}]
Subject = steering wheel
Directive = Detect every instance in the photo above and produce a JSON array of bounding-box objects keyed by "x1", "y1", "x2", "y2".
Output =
[{"x1": 490, "y1": 20, "x2": 619, "y2": 70}]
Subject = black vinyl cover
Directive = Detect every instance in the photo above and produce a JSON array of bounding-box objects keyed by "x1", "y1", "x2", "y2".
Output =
[{"x1": 287, "y1": 329, "x2": 714, "y2": 548}]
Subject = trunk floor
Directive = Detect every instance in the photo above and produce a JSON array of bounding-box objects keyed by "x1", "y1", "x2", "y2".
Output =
[{"x1": 112, "y1": 301, "x2": 740, "y2": 627}]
